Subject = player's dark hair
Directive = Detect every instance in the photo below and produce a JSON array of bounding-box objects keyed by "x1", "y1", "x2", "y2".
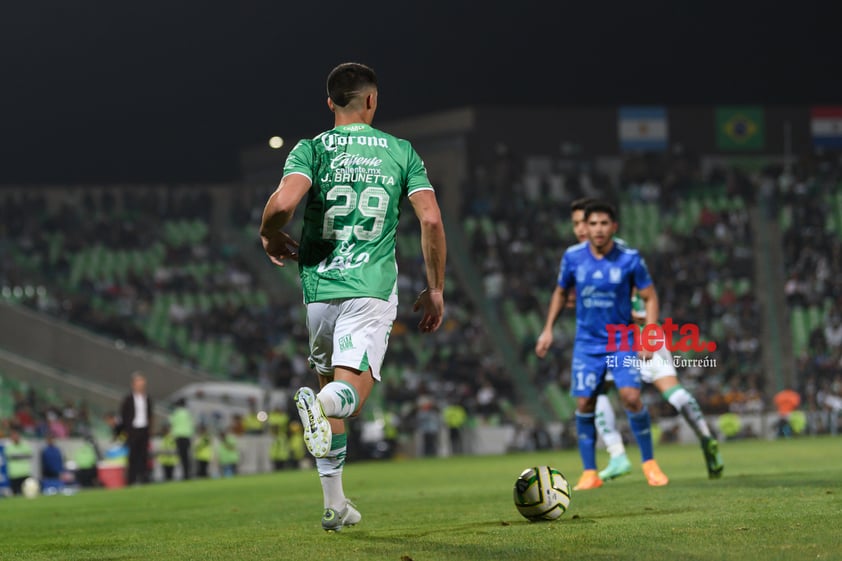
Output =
[
  {"x1": 327, "y1": 62, "x2": 378, "y2": 108},
  {"x1": 570, "y1": 197, "x2": 596, "y2": 213},
  {"x1": 583, "y1": 200, "x2": 617, "y2": 222}
]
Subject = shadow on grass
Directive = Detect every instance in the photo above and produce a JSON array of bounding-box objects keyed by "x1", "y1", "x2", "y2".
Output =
[
  {"x1": 340, "y1": 516, "x2": 595, "y2": 542},
  {"x1": 689, "y1": 473, "x2": 840, "y2": 490},
  {"x1": 335, "y1": 518, "x2": 599, "y2": 561}
]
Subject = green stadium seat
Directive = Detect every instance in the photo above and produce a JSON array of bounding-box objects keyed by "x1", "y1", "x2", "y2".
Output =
[
  {"x1": 480, "y1": 216, "x2": 495, "y2": 239},
  {"x1": 709, "y1": 318, "x2": 725, "y2": 341},
  {"x1": 196, "y1": 292, "x2": 212, "y2": 312},
  {"x1": 707, "y1": 279, "x2": 723, "y2": 302},
  {"x1": 48, "y1": 233, "x2": 64, "y2": 266},
  {"x1": 503, "y1": 300, "x2": 527, "y2": 343},
  {"x1": 790, "y1": 307, "x2": 808, "y2": 356},
  {"x1": 173, "y1": 325, "x2": 189, "y2": 353},
  {"x1": 463, "y1": 216, "x2": 477, "y2": 238},
  {"x1": 544, "y1": 382, "x2": 575, "y2": 421},
  {"x1": 735, "y1": 277, "x2": 752, "y2": 296},
  {"x1": 497, "y1": 398, "x2": 514, "y2": 422},
  {"x1": 780, "y1": 206, "x2": 792, "y2": 231},
  {"x1": 254, "y1": 290, "x2": 269, "y2": 308},
  {"x1": 807, "y1": 306, "x2": 824, "y2": 333}
]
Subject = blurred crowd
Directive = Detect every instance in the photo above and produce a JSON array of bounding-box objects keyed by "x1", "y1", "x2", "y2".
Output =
[
  {"x1": 0, "y1": 189, "x2": 280, "y2": 379},
  {"x1": 3, "y1": 150, "x2": 842, "y2": 444},
  {"x1": 0, "y1": 382, "x2": 99, "y2": 441},
  {"x1": 461, "y1": 146, "x2": 769, "y2": 427},
  {"x1": 777, "y1": 156, "x2": 842, "y2": 434}
]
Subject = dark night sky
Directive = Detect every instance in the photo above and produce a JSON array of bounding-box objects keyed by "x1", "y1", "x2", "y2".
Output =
[{"x1": 1, "y1": 1, "x2": 839, "y2": 183}]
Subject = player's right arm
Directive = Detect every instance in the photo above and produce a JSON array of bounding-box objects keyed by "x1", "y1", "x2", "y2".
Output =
[
  {"x1": 409, "y1": 188, "x2": 446, "y2": 333},
  {"x1": 259, "y1": 173, "x2": 310, "y2": 267},
  {"x1": 536, "y1": 286, "x2": 568, "y2": 358},
  {"x1": 259, "y1": 140, "x2": 313, "y2": 267},
  {"x1": 536, "y1": 250, "x2": 574, "y2": 358}
]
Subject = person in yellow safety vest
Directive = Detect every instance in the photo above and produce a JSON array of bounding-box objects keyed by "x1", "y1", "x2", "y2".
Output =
[
  {"x1": 168, "y1": 397, "x2": 195, "y2": 480},
  {"x1": 288, "y1": 421, "x2": 306, "y2": 468},
  {"x1": 74, "y1": 436, "x2": 99, "y2": 488},
  {"x1": 243, "y1": 400, "x2": 264, "y2": 435},
  {"x1": 5, "y1": 429, "x2": 34, "y2": 495},
  {"x1": 269, "y1": 424, "x2": 291, "y2": 471},
  {"x1": 443, "y1": 402, "x2": 468, "y2": 455},
  {"x1": 268, "y1": 405, "x2": 290, "y2": 435},
  {"x1": 193, "y1": 426, "x2": 213, "y2": 478},
  {"x1": 157, "y1": 425, "x2": 179, "y2": 482},
  {"x1": 217, "y1": 429, "x2": 239, "y2": 477},
  {"x1": 382, "y1": 411, "x2": 400, "y2": 458}
]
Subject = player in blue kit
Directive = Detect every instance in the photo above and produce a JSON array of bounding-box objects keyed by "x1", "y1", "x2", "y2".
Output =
[
  {"x1": 568, "y1": 198, "x2": 723, "y2": 481},
  {"x1": 567, "y1": 197, "x2": 634, "y2": 481},
  {"x1": 535, "y1": 200, "x2": 669, "y2": 490}
]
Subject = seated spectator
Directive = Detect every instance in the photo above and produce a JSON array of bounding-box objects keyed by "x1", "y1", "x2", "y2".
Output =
[{"x1": 40, "y1": 434, "x2": 65, "y2": 479}]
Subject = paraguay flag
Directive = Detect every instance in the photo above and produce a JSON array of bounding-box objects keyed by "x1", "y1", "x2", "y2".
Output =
[
  {"x1": 618, "y1": 107, "x2": 668, "y2": 152},
  {"x1": 811, "y1": 106, "x2": 842, "y2": 149}
]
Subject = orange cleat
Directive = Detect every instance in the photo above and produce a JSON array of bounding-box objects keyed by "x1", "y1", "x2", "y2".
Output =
[
  {"x1": 573, "y1": 469, "x2": 604, "y2": 490},
  {"x1": 642, "y1": 459, "x2": 669, "y2": 486}
]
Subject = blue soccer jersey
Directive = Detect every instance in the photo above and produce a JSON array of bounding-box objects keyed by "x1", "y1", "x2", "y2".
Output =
[
  {"x1": 557, "y1": 241, "x2": 654, "y2": 397},
  {"x1": 558, "y1": 241, "x2": 653, "y2": 352}
]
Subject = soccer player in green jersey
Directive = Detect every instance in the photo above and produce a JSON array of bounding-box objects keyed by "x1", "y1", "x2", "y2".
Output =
[
  {"x1": 259, "y1": 62, "x2": 446, "y2": 531},
  {"x1": 627, "y1": 295, "x2": 724, "y2": 479}
]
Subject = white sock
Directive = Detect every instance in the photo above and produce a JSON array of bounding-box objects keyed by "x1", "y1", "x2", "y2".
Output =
[
  {"x1": 318, "y1": 381, "x2": 359, "y2": 418},
  {"x1": 317, "y1": 433, "x2": 347, "y2": 510},
  {"x1": 665, "y1": 385, "x2": 712, "y2": 439},
  {"x1": 595, "y1": 394, "x2": 626, "y2": 458}
]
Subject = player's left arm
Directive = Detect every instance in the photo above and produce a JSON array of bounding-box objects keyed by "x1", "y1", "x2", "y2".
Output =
[
  {"x1": 259, "y1": 173, "x2": 311, "y2": 267},
  {"x1": 410, "y1": 189, "x2": 447, "y2": 333},
  {"x1": 406, "y1": 146, "x2": 446, "y2": 333}
]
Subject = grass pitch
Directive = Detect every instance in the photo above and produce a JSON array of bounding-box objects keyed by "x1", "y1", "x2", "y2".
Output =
[{"x1": 2, "y1": 436, "x2": 840, "y2": 561}]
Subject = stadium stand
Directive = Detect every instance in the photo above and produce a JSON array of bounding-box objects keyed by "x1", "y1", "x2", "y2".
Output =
[
  {"x1": 459, "y1": 148, "x2": 766, "y2": 426},
  {"x1": 777, "y1": 155, "x2": 842, "y2": 434},
  {"x1": 3, "y1": 134, "x2": 841, "y2": 451},
  {"x1": 0, "y1": 185, "x2": 515, "y2": 454},
  {"x1": 0, "y1": 368, "x2": 111, "y2": 441}
]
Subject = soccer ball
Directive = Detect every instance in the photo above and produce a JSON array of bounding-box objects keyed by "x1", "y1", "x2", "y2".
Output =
[
  {"x1": 21, "y1": 477, "x2": 40, "y2": 499},
  {"x1": 513, "y1": 466, "x2": 571, "y2": 521}
]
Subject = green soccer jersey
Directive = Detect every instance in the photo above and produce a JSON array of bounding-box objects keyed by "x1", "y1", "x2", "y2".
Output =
[{"x1": 283, "y1": 123, "x2": 433, "y2": 303}]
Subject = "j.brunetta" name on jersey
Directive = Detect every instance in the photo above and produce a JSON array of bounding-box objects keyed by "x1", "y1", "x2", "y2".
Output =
[
  {"x1": 333, "y1": 168, "x2": 395, "y2": 186},
  {"x1": 321, "y1": 133, "x2": 388, "y2": 152}
]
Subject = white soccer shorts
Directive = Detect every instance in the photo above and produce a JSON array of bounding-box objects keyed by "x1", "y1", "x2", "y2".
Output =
[
  {"x1": 639, "y1": 345, "x2": 678, "y2": 384},
  {"x1": 306, "y1": 294, "x2": 397, "y2": 381}
]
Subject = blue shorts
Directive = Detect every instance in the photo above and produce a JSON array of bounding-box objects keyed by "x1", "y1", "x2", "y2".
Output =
[{"x1": 570, "y1": 348, "x2": 641, "y2": 398}]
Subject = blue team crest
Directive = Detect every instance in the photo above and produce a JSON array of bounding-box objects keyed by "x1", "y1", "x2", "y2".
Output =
[
  {"x1": 576, "y1": 266, "x2": 586, "y2": 283},
  {"x1": 609, "y1": 267, "x2": 622, "y2": 283}
]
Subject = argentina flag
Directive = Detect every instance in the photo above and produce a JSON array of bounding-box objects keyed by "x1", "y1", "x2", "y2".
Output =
[{"x1": 618, "y1": 106, "x2": 668, "y2": 152}]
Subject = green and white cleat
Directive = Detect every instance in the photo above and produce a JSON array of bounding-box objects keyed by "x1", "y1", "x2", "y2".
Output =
[
  {"x1": 598, "y1": 453, "x2": 633, "y2": 481},
  {"x1": 294, "y1": 387, "x2": 331, "y2": 458},
  {"x1": 322, "y1": 500, "x2": 361, "y2": 532},
  {"x1": 702, "y1": 437, "x2": 724, "y2": 479}
]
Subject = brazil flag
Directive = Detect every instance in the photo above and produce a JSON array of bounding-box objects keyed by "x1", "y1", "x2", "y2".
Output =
[{"x1": 716, "y1": 106, "x2": 765, "y2": 150}]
